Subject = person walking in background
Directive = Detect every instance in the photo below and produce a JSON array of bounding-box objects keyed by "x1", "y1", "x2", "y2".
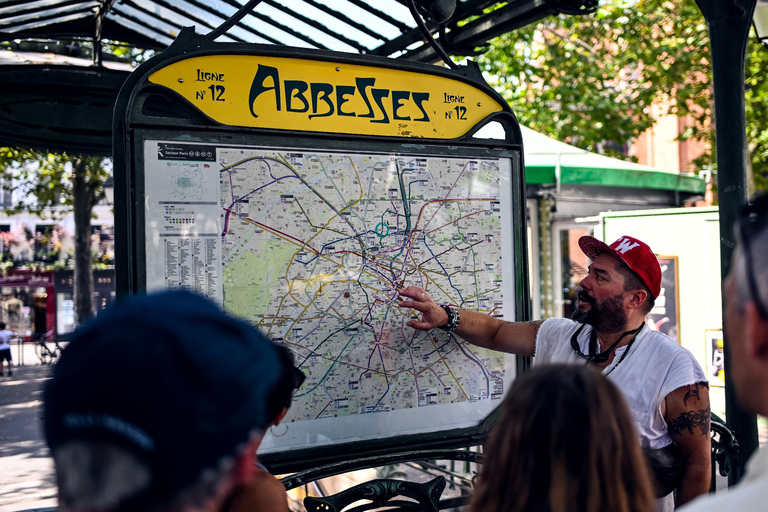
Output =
[
  {"x1": 0, "y1": 321, "x2": 14, "y2": 377},
  {"x1": 469, "y1": 364, "x2": 655, "y2": 512},
  {"x1": 680, "y1": 193, "x2": 768, "y2": 511},
  {"x1": 400, "y1": 235, "x2": 710, "y2": 509},
  {"x1": 44, "y1": 290, "x2": 288, "y2": 512}
]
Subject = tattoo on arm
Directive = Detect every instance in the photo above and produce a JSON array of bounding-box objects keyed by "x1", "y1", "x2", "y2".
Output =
[
  {"x1": 668, "y1": 406, "x2": 711, "y2": 437},
  {"x1": 683, "y1": 382, "x2": 708, "y2": 407}
]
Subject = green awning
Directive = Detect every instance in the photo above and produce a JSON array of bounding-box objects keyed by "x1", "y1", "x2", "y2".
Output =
[
  {"x1": 519, "y1": 126, "x2": 706, "y2": 194},
  {"x1": 525, "y1": 165, "x2": 706, "y2": 194}
]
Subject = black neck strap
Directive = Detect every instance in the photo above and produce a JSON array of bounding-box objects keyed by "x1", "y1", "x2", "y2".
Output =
[{"x1": 571, "y1": 323, "x2": 645, "y2": 364}]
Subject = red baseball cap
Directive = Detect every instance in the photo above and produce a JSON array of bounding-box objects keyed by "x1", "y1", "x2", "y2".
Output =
[{"x1": 578, "y1": 235, "x2": 661, "y2": 299}]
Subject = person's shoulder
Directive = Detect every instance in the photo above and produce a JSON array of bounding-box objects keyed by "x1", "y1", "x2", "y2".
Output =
[
  {"x1": 537, "y1": 317, "x2": 580, "y2": 338},
  {"x1": 643, "y1": 329, "x2": 707, "y2": 393},
  {"x1": 643, "y1": 329, "x2": 693, "y2": 357},
  {"x1": 535, "y1": 318, "x2": 579, "y2": 359},
  {"x1": 678, "y1": 483, "x2": 767, "y2": 512},
  {"x1": 250, "y1": 473, "x2": 290, "y2": 510},
  {"x1": 228, "y1": 470, "x2": 289, "y2": 512},
  {"x1": 642, "y1": 327, "x2": 676, "y2": 342},
  {"x1": 677, "y1": 492, "x2": 730, "y2": 512},
  {"x1": 540, "y1": 317, "x2": 577, "y2": 329}
]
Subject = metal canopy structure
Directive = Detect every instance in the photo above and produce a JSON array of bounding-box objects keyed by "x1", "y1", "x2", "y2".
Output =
[
  {"x1": 0, "y1": 0, "x2": 597, "y2": 154},
  {"x1": 0, "y1": 0, "x2": 596, "y2": 62}
]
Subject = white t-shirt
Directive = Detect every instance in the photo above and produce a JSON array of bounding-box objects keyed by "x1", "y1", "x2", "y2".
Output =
[
  {"x1": 535, "y1": 318, "x2": 707, "y2": 449},
  {"x1": 0, "y1": 329, "x2": 13, "y2": 351}
]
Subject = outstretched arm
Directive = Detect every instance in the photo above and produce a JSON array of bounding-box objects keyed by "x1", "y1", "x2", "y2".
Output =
[
  {"x1": 664, "y1": 382, "x2": 712, "y2": 505},
  {"x1": 397, "y1": 286, "x2": 539, "y2": 356}
]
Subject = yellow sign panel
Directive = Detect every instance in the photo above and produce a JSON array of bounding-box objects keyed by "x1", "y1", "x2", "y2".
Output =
[{"x1": 148, "y1": 55, "x2": 503, "y2": 139}]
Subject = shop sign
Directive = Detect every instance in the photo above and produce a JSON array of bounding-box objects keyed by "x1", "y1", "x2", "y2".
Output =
[{"x1": 0, "y1": 271, "x2": 54, "y2": 287}]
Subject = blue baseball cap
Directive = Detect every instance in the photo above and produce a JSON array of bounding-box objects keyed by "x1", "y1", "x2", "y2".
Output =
[{"x1": 44, "y1": 290, "x2": 282, "y2": 507}]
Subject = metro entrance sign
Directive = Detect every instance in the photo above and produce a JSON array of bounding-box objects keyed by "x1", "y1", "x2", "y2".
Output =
[
  {"x1": 113, "y1": 28, "x2": 528, "y2": 472},
  {"x1": 147, "y1": 54, "x2": 505, "y2": 139}
]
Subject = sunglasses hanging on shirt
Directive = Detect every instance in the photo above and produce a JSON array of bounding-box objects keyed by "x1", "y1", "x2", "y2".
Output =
[{"x1": 570, "y1": 323, "x2": 645, "y2": 364}]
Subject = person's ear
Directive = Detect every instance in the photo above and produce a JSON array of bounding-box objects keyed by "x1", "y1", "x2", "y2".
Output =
[
  {"x1": 627, "y1": 289, "x2": 648, "y2": 310},
  {"x1": 745, "y1": 302, "x2": 768, "y2": 361},
  {"x1": 272, "y1": 406, "x2": 289, "y2": 427}
]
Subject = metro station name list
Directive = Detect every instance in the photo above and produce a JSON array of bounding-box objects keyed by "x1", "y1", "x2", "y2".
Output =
[{"x1": 162, "y1": 235, "x2": 219, "y2": 297}]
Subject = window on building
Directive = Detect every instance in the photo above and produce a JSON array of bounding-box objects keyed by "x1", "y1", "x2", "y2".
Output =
[
  {"x1": 0, "y1": 225, "x2": 10, "y2": 255},
  {"x1": 0, "y1": 178, "x2": 13, "y2": 207},
  {"x1": 92, "y1": 225, "x2": 115, "y2": 264},
  {"x1": 34, "y1": 225, "x2": 56, "y2": 262}
]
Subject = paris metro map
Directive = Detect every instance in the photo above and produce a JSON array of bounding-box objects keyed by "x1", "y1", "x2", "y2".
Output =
[{"x1": 144, "y1": 140, "x2": 515, "y2": 450}]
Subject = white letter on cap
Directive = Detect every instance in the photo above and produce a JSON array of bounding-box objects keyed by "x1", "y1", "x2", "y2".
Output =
[{"x1": 615, "y1": 238, "x2": 640, "y2": 254}]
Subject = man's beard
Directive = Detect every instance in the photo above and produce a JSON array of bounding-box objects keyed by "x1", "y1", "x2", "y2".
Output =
[{"x1": 571, "y1": 290, "x2": 628, "y2": 334}]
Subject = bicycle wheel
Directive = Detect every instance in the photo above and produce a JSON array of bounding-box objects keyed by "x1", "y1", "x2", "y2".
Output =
[{"x1": 36, "y1": 343, "x2": 52, "y2": 365}]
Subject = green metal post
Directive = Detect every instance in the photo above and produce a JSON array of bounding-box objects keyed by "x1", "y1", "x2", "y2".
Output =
[{"x1": 695, "y1": 0, "x2": 759, "y2": 484}]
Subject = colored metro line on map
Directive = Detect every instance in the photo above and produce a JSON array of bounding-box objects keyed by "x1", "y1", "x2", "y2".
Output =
[{"x1": 218, "y1": 148, "x2": 506, "y2": 423}]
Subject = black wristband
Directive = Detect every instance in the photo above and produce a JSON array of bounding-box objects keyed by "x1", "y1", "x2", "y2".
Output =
[{"x1": 438, "y1": 305, "x2": 460, "y2": 332}]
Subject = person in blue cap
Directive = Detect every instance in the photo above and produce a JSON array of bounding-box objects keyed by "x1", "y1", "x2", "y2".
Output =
[{"x1": 44, "y1": 290, "x2": 289, "y2": 512}]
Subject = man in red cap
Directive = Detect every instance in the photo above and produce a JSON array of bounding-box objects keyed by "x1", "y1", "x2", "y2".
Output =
[{"x1": 400, "y1": 235, "x2": 711, "y2": 510}]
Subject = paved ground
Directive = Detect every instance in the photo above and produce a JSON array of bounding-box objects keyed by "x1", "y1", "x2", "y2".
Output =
[{"x1": 0, "y1": 364, "x2": 56, "y2": 512}]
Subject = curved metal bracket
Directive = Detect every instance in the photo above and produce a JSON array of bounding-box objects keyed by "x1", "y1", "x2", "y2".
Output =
[
  {"x1": 711, "y1": 417, "x2": 740, "y2": 480},
  {"x1": 281, "y1": 449, "x2": 483, "y2": 491},
  {"x1": 304, "y1": 476, "x2": 446, "y2": 512}
]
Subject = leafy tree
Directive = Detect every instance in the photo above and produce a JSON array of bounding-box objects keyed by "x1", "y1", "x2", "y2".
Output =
[
  {"x1": 476, "y1": 0, "x2": 718, "y2": 171},
  {"x1": 105, "y1": 41, "x2": 154, "y2": 65},
  {"x1": 745, "y1": 37, "x2": 768, "y2": 193},
  {"x1": 0, "y1": 148, "x2": 111, "y2": 325}
]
